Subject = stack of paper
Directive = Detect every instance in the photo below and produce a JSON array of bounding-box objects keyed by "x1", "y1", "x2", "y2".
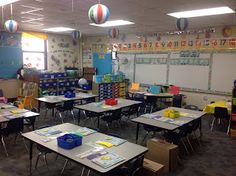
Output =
[
  {"x1": 103, "y1": 136, "x2": 127, "y2": 146},
  {"x1": 73, "y1": 127, "x2": 96, "y2": 136},
  {"x1": 35, "y1": 128, "x2": 62, "y2": 136},
  {"x1": 92, "y1": 152, "x2": 125, "y2": 168}
]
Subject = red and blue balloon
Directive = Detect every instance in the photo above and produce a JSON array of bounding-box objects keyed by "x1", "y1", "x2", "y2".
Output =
[
  {"x1": 88, "y1": 3, "x2": 110, "y2": 24},
  {"x1": 108, "y1": 28, "x2": 119, "y2": 38}
]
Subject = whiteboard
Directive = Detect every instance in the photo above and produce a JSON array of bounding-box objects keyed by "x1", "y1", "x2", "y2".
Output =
[
  {"x1": 118, "y1": 53, "x2": 135, "y2": 82},
  {"x1": 135, "y1": 54, "x2": 168, "y2": 85},
  {"x1": 211, "y1": 53, "x2": 236, "y2": 92},
  {"x1": 168, "y1": 52, "x2": 210, "y2": 90},
  {"x1": 169, "y1": 65, "x2": 209, "y2": 90}
]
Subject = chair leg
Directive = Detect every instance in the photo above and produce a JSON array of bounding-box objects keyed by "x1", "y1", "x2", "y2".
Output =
[
  {"x1": 227, "y1": 120, "x2": 231, "y2": 135},
  {"x1": 58, "y1": 112, "x2": 64, "y2": 123},
  {"x1": 1, "y1": 136, "x2": 8, "y2": 157},
  {"x1": 181, "y1": 138, "x2": 189, "y2": 155},
  {"x1": 193, "y1": 131, "x2": 201, "y2": 147},
  {"x1": 87, "y1": 169, "x2": 91, "y2": 176},
  {"x1": 43, "y1": 153, "x2": 49, "y2": 169},
  {"x1": 186, "y1": 136, "x2": 195, "y2": 152},
  {"x1": 35, "y1": 152, "x2": 42, "y2": 169},
  {"x1": 141, "y1": 131, "x2": 149, "y2": 144},
  {"x1": 61, "y1": 159, "x2": 69, "y2": 175},
  {"x1": 71, "y1": 110, "x2": 75, "y2": 123},
  {"x1": 81, "y1": 167, "x2": 85, "y2": 176},
  {"x1": 210, "y1": 117, "x2": 216, "y2": 131}
]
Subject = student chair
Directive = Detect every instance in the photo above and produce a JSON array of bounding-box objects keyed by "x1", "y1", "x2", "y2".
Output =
[
  {"x1": 172, "y1": 94, "x2": 183, "y2": 108},
  {"x1": 169, "y1": 85, "x2": 180, "y2": 95},
  {"x1": 101, "y1": 109, "x2": 122, "y2": 129},
  {"x1": 130, "y1": 82, "x2": 140, "y2": 91},
  {"x1": 24, "y1": 108, "x2": 38, "y2": 131},
  {"x1": 55, "y1": 100, "x2": 75, "y2": 123},
  {"x1": 122, "y1": 104, "x2": 139, "y2": 121},
  {"x1": 211, "y1": 107, "x2": 230, "y2": 133},
  {"x1": 144, "y1": 96, "x2": 158, "y2": 113},
  {"x1": 149, "y1": 85, "x2": 161, "y2": 94},
  {"x1": 0, "y1": 118, "x2": 25, "y2": 157}
]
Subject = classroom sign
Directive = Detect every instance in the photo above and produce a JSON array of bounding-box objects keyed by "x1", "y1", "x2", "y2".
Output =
[{"x1": 116, "y1": 38, "x2": 236, "y2": 52}]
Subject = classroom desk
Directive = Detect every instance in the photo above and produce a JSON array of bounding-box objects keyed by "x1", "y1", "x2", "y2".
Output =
[
  {"x1": 0, "y1": 105, "x2": 40, "y2": 130},
  {"x1": 132, "y1": 107, "x2": 206, "y2": 144},
  {"x1": 203, "y1": 101, "x2": 231, "y2": 114},
  {"x1": 128, "y1": 91, "x2": 173, "y2": 98},
  {"x1": 74, "y1": 98, "x2": 141, "y2": 128},
  {"x1": 35, "y1": 93, "x2": 98, "y2": 115},
  {"x1": 22, "y1": 123, "x2": 148, "y2": 175}
]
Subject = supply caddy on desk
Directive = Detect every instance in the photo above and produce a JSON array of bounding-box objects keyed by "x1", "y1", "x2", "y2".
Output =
[
  {"x1": 57, "y1": 133, "x2": 82, "y2": 149},
  {"x1": 105, "y1": 98, "x2": 118, "y2": 106},
  {"x1": 164, "y1": 109, "x2": 180, "y2": 119}
]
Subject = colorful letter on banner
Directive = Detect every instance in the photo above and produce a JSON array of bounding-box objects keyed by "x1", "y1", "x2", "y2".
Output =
[
  {"x1": 132, "y1": 43, "x2": 137, "y2": 51},
  {"x1": 137, "y1": 43, "x2": 142, "y2": 51},
  {"x1": 148, "y1": 42, "x2": 154, "y2": 51},
  {"x1": 143, "y1": 42, "x2": 148, "y2": 51}
]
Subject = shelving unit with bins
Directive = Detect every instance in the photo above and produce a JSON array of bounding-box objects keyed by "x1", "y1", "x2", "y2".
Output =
[
  {"x1": 230, "y1": 84, "x2": 236, "y2": 137},
  {"x1": 92, "y1": 81, "x2": 127, "y2": 101},
  {"x1": 39, "y1": 72, "x2": 78, "y2": 96}
]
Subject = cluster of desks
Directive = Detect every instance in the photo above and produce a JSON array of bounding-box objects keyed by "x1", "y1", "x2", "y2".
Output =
[{"x1": 0, "y1": 91, "x2": 209, "y2": 175}]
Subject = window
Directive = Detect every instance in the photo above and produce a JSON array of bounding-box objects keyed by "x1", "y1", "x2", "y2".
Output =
[{"x1": 22, "y1": 36, "x2": 47, "y2": 70}]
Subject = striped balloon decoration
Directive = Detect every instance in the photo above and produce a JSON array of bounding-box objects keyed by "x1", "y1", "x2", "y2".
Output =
[
  {"x1": 176, "y1": 18, "x2": 188, "y2": 31},
  {"x1": 108, "y1": 28, "x2": 119, "y2": 38},
  {"x1": 71, "y1": 31, "x2": 81, "y2": 40},
  {"x1": 88, "y1": 3, "x2": 110, "y2": 24},
  {"x1": 4, "y1": 19, "x2": 19, "y2": 33}
]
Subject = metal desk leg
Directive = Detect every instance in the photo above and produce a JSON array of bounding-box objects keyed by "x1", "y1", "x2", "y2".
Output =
[
  {"x1": 77, "y1": 109, "x2": 81, "y2": 124},
  {"x1": 29, "y1": 141, "x2": 33, "y2": 176},
  {"x1": 97, "y1": 115, "x2": 100, "y2": 129},
  {"x1": 38, "y1": 101, "x2": 41, "y2": 113},
  {"x1": 200, "y1": 117, "x2": 202, "y2": 137},
  {"x1": 135, "y1": 123, "x2": 140, "y2": 144}
]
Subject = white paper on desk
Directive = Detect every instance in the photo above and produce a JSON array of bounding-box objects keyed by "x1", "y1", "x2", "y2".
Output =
[
  {"x1": 186, "y1": 113, "x2": 199, "y2": 119},
  {"x1": 142, "y1": 114, "x2": 161, "y2": 119}
]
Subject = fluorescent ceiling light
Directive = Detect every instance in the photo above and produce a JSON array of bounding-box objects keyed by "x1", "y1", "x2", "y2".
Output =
[
  {"x1": 90, "y1": 20, "x2": 134, "y2": 27},
  {"x1": 167, "y1": 6, "x2": 235, "y2": 18},
  {"x1": 43, "y1": 27, "x2": 75, "y2": 32},
  {"x1": 0, "y1": 0, "x2": 20, "y2": 6}
]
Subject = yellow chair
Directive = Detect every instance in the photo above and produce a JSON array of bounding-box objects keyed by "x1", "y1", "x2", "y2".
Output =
[{"x1": 15, "y1": 82, "x2": 37, "y2": 109}]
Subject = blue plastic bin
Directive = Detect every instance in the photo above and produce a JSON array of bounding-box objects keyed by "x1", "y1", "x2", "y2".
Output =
[{"x1": 57, "y1": 134, "x2": 82, "y2": 150}]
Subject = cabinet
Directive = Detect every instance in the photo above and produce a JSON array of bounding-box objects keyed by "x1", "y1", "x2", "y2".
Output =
[
  {"x1": 92, "y1": 81, "x2": 127, "y2": 101},
  {"x1": 230, "y1": 84, "x2": 236, "y2": 137}
]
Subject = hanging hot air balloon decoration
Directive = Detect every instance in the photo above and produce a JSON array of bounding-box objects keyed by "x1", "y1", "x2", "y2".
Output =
[
  {"x1": 4, "y1": 19, "x2": 19, "y2": 33},
  {"x1": 108, "y1": 28, "x2": 119, "y2": 39},
  {"x1": 88, "y1": 3, "x2": 110, "y2": 24},
  {"x1": 4, "y1": 4, "x2": 19, "y2": 33},
  {"x1": 176, "y1": 18, "x2": 188, "y2": 31},
  {"x1": 71, "y1": 30, "x2": 81, "y2": 46}
]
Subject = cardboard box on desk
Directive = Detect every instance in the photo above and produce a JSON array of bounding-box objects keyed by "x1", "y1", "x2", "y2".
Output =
[
  {"x1": 142, "y1": 158, "x2": 164, "y2": 176},
  {"x1": 145, "y1": 138, "x2": 178, "y2": 173}
]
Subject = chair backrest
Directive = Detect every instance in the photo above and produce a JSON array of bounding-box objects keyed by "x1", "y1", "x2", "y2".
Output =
[
  {"x1": 133, "y1": 93, "x2": 145, "y2": 102},
  {"x1": 214, "y1": 107, "x2": 229, "y2": 119},
  {"x1": 111, "y1": 109, "x2": 122, "y2": 120},
  {"x1": 172, "y1": 94, "x2": 183, "y2": 108},
  {"x1": 149, "y1": 85, "x2": 161, "y2": 94},
  {"x1": 127, "y1": 154, "x2": 144, "y2": 176},
  {"x1": 145, "y1": 96, "x2": 158, "y2": 105},
  {"x1": 5, "y1": 118, "x2": 24, "y2": 135},
  {"x1": 169, "y1": 85, "x2": 180, "y2": 95},
  {"x1": 63, "y1": 100, "x2": 75, "y2": 110},
  {"x1": 184, "y1": 105, "x2": 199, "y2": 111},
  {"x1": 130, "y1": 83, "x2": 140, "y2": 91}
]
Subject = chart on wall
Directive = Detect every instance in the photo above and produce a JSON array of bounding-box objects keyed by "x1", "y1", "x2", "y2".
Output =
[
  {"x1": 118, "y1": 53, "x2": 135, "y2": 82},
  {"x1": 168, "y1": 51, "x2": 210, "y2": 90},
  {"x1": 211, "y1": 53, "x2": 236, "y2": 93},
  {"x1": 135, "y1": 53, "x2": 168, "y2": 85}
]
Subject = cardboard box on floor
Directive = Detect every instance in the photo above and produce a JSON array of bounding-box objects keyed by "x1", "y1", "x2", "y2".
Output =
[
  {"x1": 142, "y1": 158, "x2": 164, "y2": 176},
  {"x1": 145, "y1": 138, "x2": 178, "y2": 173}
]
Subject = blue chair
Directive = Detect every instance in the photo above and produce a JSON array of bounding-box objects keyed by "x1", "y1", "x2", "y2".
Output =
[{"x1": 149, "y1": 85, "x2": 161, "y2": 94}]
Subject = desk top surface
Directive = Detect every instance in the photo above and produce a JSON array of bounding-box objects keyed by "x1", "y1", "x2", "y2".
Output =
[
  {"x1": 36, "y1": 93, "x2": 98, "y2": 103},
  {"x1": 0, "y1": 105, "x2": 39, "y2": 123},
  {"x1": 22, "y1": 123, "x2": 148, "y2": 174},
  {"x1": 74, "y1": 98, "x2": 141, "y2": 113},
  {"x1": 128, "y1": 91, "x2": 173, "y2": 98},
  {"x1": 132, "y1": 107, "x2": 206, "y2": 130}
]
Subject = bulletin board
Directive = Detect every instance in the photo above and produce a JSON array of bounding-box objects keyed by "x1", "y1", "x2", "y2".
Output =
[
  {"x1": 134, "y1": 54, "x2": 168, "y2": 85},
  {"x1": 0, "y1": 32, "x2": 22, "y2": 79},
  {"x1": 211, "y1": 53, "x2": 236, "y2": 92}
]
